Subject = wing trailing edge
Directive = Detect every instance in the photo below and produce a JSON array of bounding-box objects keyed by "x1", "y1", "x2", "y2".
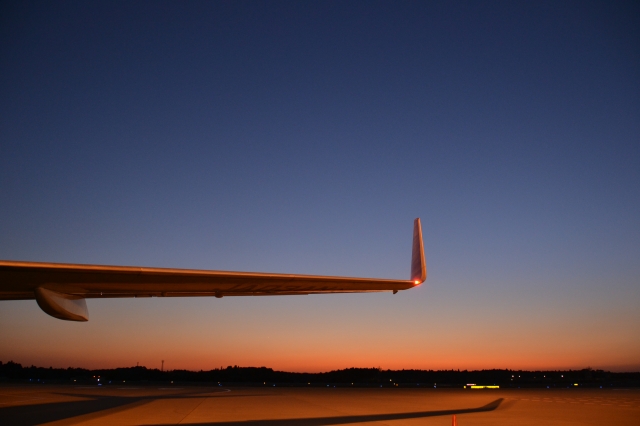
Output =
[{"x1": 0, "y1": 219, "x2": 427, "y2": 321}]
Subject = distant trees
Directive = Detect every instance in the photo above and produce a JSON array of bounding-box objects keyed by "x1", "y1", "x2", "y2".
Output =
[{"x1": 0, "y1": 360, "x2": 637, "y2": 388}]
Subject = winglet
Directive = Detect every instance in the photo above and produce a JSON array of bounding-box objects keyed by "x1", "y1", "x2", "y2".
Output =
[{"x1": 410, "y1": 218, "x2": 427, "y2": 284}]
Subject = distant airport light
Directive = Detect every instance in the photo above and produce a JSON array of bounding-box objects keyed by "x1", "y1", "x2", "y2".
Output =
[{"x1": 466, "y1": 385, "x2": 500, "y2": 389}]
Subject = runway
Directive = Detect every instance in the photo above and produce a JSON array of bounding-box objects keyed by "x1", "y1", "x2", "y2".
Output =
[{"x1": 1, "y1": 384, "x2": 638, "y2": 425}]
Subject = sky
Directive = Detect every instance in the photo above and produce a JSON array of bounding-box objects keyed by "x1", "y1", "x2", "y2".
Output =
[{"x1": 1, "y1": 1, "x2": 639, "y2": 373}]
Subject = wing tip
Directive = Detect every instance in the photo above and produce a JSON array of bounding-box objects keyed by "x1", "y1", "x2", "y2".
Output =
[{"x1": 411, "y1": 218, "x2": 427, "y2": 284}]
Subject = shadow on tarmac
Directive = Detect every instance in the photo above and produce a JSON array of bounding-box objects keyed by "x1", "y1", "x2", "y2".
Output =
[
  {"x1": 0, "y1": 389, "x2": 267, "y2": 426},
  {"x1": 0, "y1": 392, "x2": 502, "y2": 426},
  {"x1": 141, "y1": 398, "x2": 504, "y2": 426},
  {"x1": 0, "y1": 396, "x2": 149, "y2": 426}
]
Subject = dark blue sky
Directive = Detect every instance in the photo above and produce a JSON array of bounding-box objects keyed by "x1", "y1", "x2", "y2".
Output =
[{"x1": 1, "y1": 1, "x2": 639, "y2": 371}]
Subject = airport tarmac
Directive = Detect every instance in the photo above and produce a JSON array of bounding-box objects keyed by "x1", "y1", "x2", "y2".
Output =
[{"x1": 0, "y1": 384, "x2": 638, "y2": 425}]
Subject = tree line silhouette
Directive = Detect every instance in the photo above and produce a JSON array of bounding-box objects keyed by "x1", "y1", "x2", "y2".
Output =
[{"x1": 1, "y1": 361, "x2": 638, "y2": 388}]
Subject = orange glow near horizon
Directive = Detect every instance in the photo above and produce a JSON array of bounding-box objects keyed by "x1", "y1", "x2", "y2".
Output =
[
  {"x1": 5, "y1": 345, "x2": 639, "y2": 374},
  {"x1": 1, "y1": 293, "x2": 639, "y2": 374},
  {"x1": 6, "y1": 262, "x2": 637, "y2": 374}
]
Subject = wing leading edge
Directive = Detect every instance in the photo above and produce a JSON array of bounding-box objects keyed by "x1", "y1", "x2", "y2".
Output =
[{"x1": 0, "y1": 219, "x2": 427, "y2": 321}]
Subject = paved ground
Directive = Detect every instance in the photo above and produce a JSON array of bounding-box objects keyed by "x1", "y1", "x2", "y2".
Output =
[{"x1": 1, "y1": 384, "x2": 639, "y2": 425}]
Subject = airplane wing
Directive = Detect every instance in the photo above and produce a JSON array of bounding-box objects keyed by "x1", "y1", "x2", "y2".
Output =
[{"x1": 0, "y1": 219, "x2": 427, "y2": 321}]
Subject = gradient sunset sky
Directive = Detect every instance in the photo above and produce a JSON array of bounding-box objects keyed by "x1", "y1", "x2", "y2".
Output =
[{"x1": 1, "y1": 1, "x2": 639, "y2": 372}]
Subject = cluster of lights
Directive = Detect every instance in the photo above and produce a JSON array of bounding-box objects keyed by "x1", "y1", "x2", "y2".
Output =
[{"x1": 465, "y1": 385, "x2": 500, "y2": 389}]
